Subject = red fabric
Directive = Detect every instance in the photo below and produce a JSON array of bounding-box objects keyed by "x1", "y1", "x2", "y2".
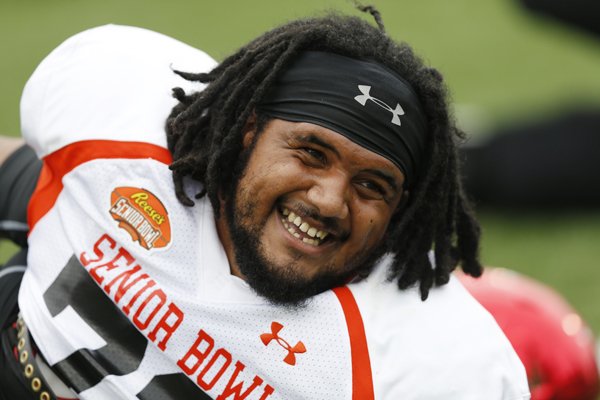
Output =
[{"x1": 333, "y1": 286, "x2": 375, "y2": 400}]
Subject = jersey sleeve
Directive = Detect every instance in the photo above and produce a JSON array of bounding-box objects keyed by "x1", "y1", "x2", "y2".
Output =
[
  {"x1": 21, "y1": 25, "x2": 217, "y2": 234},
  {"x1": 20, "y1": 24, "x2": 217, "y2": 158}
]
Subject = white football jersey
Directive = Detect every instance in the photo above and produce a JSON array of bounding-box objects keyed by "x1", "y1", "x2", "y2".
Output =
[{"x1": 19, "y1": 24, "x2": 530, "y2": 400}]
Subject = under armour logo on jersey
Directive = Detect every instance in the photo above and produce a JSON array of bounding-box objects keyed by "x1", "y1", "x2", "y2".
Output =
[
  {"x1": 354, "y1": 85, "x2": 405, "y2": 126},
  {"x1": 260, "y1": 321, "x2": 306, "y2": 366}
]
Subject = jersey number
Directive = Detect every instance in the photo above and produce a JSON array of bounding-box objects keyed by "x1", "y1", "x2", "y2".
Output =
[{"x1": 43, "y1": 255, "x2": 211, "y2": 399}]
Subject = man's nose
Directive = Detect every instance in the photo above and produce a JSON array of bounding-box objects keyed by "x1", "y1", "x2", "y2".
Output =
[{"x1": 306, "y1": 171, "x2": 350, "y2": 220}]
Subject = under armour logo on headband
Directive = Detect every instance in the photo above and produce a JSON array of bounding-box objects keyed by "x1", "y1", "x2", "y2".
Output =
[{"x1": 354, "y1": 85, "x2": 405, "y2": 126}]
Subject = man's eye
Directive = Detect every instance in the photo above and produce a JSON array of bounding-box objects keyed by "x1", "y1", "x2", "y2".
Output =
[
  {"x1": 302, "y1": 147, "x2": 326, "y2": 164},
  {"x1": 355, "y1": 180, "x2": 387, "y2": 199}
]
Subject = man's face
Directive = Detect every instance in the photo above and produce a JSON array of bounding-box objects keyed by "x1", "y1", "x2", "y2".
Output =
[{"x1": 222, "y1": 118, "x2": 406, "y2": 306}]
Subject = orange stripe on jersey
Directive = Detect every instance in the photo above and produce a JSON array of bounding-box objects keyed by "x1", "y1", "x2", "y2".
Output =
[
  {"x1": 332, "y1": 286, "x2": 374, "y2": 400},
  {"x1": 28, "y1": 140, "x2": 172, "y2": 232}
]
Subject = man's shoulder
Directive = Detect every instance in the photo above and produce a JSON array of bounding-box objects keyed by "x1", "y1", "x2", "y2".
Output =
[
  {"x1": 350, "y1": 259, "x2": 512, "y2": 344},
  {"x1": 21, "y1": 24, "x2": 217, "y2": 158},
  {"x1": 349, "y1": 256, "x2": 483, "y2": 315},
  {"x1": 347, "y1": 259, "x2": 530, "y2": 399}
]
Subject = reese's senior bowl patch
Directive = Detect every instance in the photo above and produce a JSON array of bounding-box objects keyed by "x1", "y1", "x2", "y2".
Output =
[{"x1": 109, "y1": 187, "x2": 171, "y2": 250}]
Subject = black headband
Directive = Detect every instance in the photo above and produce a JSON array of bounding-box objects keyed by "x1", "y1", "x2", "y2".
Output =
[{"x1": 257, "y1": 51, "x2": 428, "y2": 187}]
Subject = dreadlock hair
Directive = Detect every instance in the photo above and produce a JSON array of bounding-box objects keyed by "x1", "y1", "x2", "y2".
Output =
[{"x1": 166, "y1": 11, "x2": 483, "y2": 300}]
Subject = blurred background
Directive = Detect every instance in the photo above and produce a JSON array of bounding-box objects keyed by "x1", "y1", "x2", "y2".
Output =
[{"x1": 1, "y1": 0, "x2": 599, "y2": 396}]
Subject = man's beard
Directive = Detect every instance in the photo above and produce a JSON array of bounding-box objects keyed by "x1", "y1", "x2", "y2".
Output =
[
  {"x1": 222, "y1": 150, "x2": 386, "y2": 308},
  {"x1": 225, "y1": 198, "x2": 348, "y2": 307}
]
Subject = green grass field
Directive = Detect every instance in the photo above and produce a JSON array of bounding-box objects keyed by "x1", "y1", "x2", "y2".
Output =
[{"x1": 1, "y1": 0, "x2": 600, "y2": 355}]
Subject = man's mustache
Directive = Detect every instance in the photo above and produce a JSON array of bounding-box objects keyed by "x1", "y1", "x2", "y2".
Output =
[{"x1": 287, "y1": 201, "x2": 349, "y2": 241}]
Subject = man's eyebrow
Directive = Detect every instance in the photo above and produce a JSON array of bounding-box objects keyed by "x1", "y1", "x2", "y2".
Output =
[
  {"x1": 294, "y1": 133, "x2": 401, "y2": 192},
  {"x1": 362, "y1": 169, "x2": 400, "y2": 192},
  {"x1": 295, "y1": 134, "x2": 340, "y2": 158}
]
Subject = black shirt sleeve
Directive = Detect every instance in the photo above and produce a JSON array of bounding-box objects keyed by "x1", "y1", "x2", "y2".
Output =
[{"x1": 0, "y1": 145, "x2": 42, "y2": 248}]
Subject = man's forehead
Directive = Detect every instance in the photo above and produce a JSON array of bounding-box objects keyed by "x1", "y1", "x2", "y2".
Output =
[
  {"x1": 257, "y1": 51, "x2": 428, "y2": 188},
  {"x1": 280, "y1": 120, "x2": 405, "y2": 187}
]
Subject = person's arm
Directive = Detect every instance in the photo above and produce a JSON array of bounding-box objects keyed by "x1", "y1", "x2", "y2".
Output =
[
  {"x1": 0, "y1": 136, "x2": 24, "y2": 165},
  {"x1": 0, "y1": 137, "x2": 42, "y2": 247}
]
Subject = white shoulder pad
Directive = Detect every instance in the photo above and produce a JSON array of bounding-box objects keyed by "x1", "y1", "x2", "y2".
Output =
[
  {"x1": 21, "y1": 24, "x2": 217, "y2": 158},
  {"x1": 349, "y1": 259, "x2": 530, "y2": 399}
]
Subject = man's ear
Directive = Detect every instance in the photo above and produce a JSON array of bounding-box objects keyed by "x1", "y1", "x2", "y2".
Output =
[{"x1": 242, "y1": 111, "x2": 258, "y2": 149}]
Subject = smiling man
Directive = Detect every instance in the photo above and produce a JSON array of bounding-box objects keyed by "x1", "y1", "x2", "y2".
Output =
[
  {"x1": 0, "y1": 10, "x2": 529, "y2": 400},
  {"x1": 220, "y1": 117, "x2": 404, "y2": 305}
]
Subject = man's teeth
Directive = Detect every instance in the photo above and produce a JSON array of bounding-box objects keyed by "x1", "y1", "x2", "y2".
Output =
[
  {"x1": 282, "y1": 208, "x2": 329, "y2": 243},
  {"x1": 302, "y1": 238, "x2": 318, "y2": 246}
]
